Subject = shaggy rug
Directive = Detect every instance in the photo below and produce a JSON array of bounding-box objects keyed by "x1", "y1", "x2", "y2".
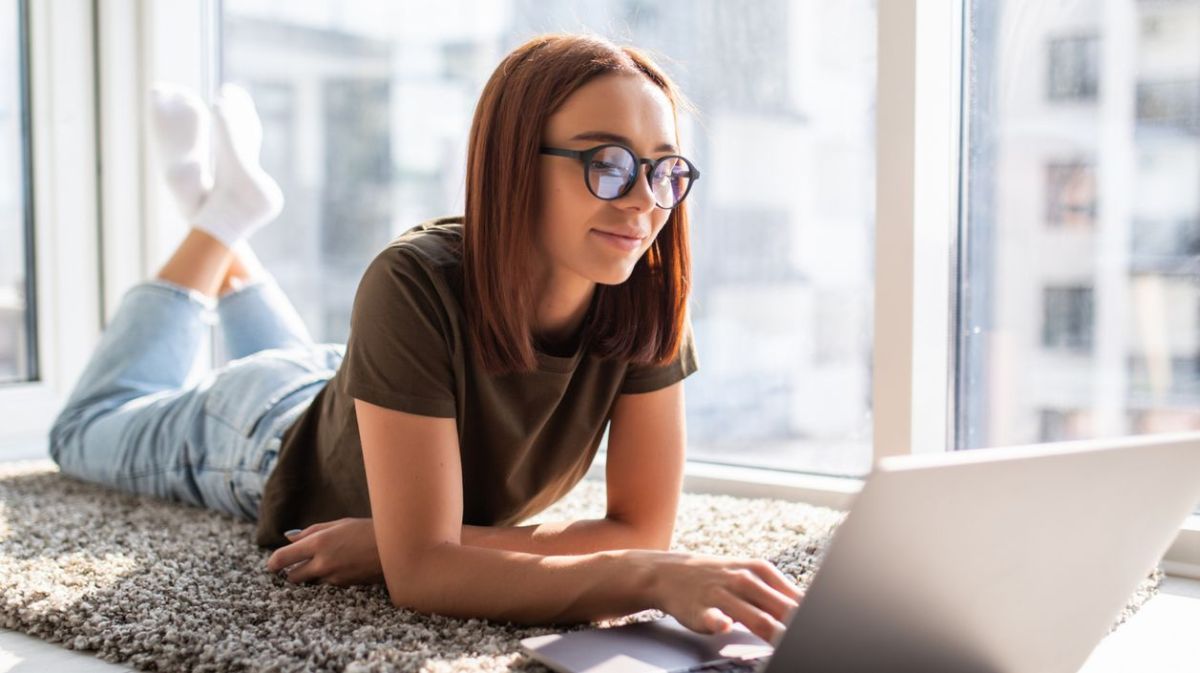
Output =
[{"x1": 0, "y1": 459, "x2": 1162, "y2": 673}]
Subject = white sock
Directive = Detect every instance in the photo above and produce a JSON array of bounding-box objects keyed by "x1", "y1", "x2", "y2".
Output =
[
  {"x1": 191, "y1": 83, "x2": 284, "y2": 250},
  {"x1": 149, "y1": 83, "x2": 213, "y2": 220}
]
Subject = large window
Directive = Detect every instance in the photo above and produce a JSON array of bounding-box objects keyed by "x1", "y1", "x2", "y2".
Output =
[
  {"x1": 219, "y1": 0, "x2": 879, "y2": 478},
  {"x1": 0, "y1": 0, "x2": 35, "y2": 385},
  {"x1": 960, "y1": 0, "x2": 1200, "y2": 451}
]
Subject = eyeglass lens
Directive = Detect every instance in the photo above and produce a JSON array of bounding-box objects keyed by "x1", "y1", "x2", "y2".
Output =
[{"x1": 587, "y1": 146, "x2": 692, "y2": 208}]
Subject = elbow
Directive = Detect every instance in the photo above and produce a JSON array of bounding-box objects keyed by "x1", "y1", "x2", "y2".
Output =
[
  {"x1": 638, "y1": 520, "x2": 674, "y2": 552},
  {"x1": 384, "y1": 541, "x2": 489, "y2": 616},
  {"x1": 382, "y1": 544, "x2": 445, "y2": 612},
  {"x1": 618, "y1": 518, "x2": 673, "y2": 552}
]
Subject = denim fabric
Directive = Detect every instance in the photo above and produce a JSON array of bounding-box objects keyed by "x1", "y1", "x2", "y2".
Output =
[{"x1": 48, "y1": 276, "x2": 344, "y2": 521}]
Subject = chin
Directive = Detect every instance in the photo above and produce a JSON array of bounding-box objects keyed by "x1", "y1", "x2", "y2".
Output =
[{"x1": 594, "y1": 264, "x2": 639, "y2": 286}]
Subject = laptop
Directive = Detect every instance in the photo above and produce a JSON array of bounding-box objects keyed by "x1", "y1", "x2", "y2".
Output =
[{"x1": 521, "y1": 432, "x2": 1200, "y2": 673}]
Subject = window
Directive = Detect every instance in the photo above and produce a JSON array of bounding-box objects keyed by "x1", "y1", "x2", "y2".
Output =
[
  {"x1": 960, "y1": 0, "x2": 1200, "y2": 455},
  {"x1": 1042, "y1": 286, "x2": 1094, "y2": 353},
  {"x1": 1044, "y1": 161, "x2": 1096, "y2": 229},
  {"x1": 1137, "y1": 79, "x2": 1200, "y2": 133},
  {"x1": 0, "y1": 0, "x2": 35, "y2": 385},
  {"x1": 1047, "y1": 35, "x2": 1100, "y2": 102},
  {"x1": 219, "y1": 0, "x2": 879, "y2": 478}
]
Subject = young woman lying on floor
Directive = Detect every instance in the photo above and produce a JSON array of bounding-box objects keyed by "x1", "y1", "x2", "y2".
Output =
[{"x1": 48, "y1": 32, "x2": 802, "y2": 645}]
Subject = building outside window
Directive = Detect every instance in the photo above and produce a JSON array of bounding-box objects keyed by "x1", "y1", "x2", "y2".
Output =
[{"x1": 961, "y1": 0, "x2": 1200, "y2": 457}]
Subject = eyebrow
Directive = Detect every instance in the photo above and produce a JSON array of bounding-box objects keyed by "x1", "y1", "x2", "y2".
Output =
[{"x1": 568, "y1": 131, "x2": 679, "y2": 154}]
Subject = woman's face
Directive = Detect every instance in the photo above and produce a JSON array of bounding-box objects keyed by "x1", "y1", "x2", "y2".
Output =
[{"x1": 536, "y1": 72, "x2": 678, "y2": 287}]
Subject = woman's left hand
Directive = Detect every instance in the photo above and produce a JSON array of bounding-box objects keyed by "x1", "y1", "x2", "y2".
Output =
[{"x1": 265, "y1": 517, "x2": 384, "y2": 586}]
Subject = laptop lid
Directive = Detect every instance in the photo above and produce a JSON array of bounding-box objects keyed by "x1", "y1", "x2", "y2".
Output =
[{"x1": 764, "y1": 432, "x2": 1200, "y2": 673}]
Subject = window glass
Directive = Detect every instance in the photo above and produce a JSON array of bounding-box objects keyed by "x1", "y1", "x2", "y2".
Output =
[
  {"x1": 0, "y1": 0, "x2": 34, "y2": 385},
  {"x1": 960, "y1": 0, "x2": 1200, "y2": 454},
  {"x1": 221, "y1": 0, "x2": 878, "y2": 477}
]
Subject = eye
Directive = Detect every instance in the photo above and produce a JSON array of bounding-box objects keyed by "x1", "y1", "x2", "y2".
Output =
[{"x1": 590, "y1": 160, "x2": 628, "y2": 174}]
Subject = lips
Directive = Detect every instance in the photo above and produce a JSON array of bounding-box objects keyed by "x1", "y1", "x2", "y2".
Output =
[{"x1": 593, "y1": 229, "x2": 646, "y2": 240}]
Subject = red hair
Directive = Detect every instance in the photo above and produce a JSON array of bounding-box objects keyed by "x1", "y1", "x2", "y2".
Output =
[{"x1": 462, "y1": 32, "x2": 696, "y2": 375}]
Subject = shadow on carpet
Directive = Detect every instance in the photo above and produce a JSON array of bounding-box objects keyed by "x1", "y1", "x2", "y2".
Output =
[{"x1": 0, "y1": 460, "x2": 1162, "y2": 672}]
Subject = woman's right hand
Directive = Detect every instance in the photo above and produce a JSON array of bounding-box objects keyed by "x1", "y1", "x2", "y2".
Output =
[{"x1": 634, "y1": 550, "x2": 804, "y2": 646}]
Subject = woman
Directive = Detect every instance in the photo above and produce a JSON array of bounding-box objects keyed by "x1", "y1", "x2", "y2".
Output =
[{"x1": 48, "y1": 33, "x2": 802, "y2": 645}]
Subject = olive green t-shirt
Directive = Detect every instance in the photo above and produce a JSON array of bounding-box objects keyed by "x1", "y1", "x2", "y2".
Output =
[{"x1": 254, "y1": 216, "x2": 699, "y2": 548}]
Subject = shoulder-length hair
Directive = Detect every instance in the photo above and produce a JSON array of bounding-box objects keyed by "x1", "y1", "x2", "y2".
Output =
[{"x1": 463, "y1": 32, "x2": 696, "y2": 376}]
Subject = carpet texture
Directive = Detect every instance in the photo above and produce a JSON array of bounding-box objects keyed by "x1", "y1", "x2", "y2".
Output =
[{"x1": 0, "y1": 460, "x2": 1162, "y2": 672}]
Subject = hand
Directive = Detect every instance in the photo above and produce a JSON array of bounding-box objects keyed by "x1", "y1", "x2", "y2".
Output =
[
  {"x1": 265, "y1": 517, "x2": 384, "y2": 586},
  {"x1": 637, "y1": 550, "x2": 804, "y2": 646}
]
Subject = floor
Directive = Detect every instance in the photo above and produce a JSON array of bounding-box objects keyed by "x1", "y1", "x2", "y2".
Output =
[
  {"x1": 0, "y1": 571, "x2": 1196, "y2": 672},
  {"x1": 1, "y1": 446, "x2": 1198, "y2": 671}
]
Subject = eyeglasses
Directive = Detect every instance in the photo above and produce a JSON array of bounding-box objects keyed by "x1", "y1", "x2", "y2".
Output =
[{"x1": 539, "y1": 143, "x2": 701, "y2": 209}]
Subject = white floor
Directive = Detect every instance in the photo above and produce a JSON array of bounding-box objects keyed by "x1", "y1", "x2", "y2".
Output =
[{"x1": 0, "y1": 578, "x2": 1196, "y2": 672}]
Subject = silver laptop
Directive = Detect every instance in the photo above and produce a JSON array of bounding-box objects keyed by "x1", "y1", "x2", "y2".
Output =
[{"x1": 521, "y1": 432, "x2": 1200, "y2": 673}]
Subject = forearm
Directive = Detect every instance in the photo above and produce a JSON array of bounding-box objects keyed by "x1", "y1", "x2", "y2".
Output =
[
  {"x1": 460, "y1": 516, "x2": 654, "y2": 556},
  {"x1": 396, "y1": 545, "x2": 659, "y2": 625}
]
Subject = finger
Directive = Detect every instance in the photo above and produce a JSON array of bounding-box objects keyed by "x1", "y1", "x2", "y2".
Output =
[
  {"x1": 675, "y1": 606, "x2": 732, "y2": 637},
  {"x1": 745, "y1": 559, "x2": 804, "y2": 603},
  {"x1": 702, "y1": 607, "x2": 733, "y2": 634},
  {"x1": 729, "y1": 568, "x2": 799, "y2": 624},
  {"x1": 714, "y1": 588, "x2": 787, "y2": 645},
  {"x1": 266, "y1": 540, "x2": 315, "y2": 573},
  {"x1": 282, "y1": 558, "x2": 321, "y2": 584},
  {"x1": 290, "y1": 520, "x2": 339, "y2": 541}
]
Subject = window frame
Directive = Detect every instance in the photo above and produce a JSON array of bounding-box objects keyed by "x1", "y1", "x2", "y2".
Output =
[
  {"x1": 9, "y1": 0, "x2": 1196, "y2": 576},
  {"x1": 0, "y1": 0, "x2": 103, "y2": 455}
]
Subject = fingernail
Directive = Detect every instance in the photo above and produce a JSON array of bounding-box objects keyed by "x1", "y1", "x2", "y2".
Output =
[{"x1": 284, "y1": 529, "x2": 301, "y2": 537}]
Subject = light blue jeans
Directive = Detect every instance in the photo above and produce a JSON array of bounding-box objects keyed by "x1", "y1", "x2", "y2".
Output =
[{"x1": 48, "y1": 276, "x2": 344, "y2": 521}]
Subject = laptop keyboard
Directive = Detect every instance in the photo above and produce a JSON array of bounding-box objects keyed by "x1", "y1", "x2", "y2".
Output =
[{"x1": 684, "y1": 658, "x2": 763, "y2": 672}]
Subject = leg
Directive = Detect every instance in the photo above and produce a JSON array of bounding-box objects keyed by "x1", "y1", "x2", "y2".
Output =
[
  {"x1": 216, "y1": 241, "x2": 315, "y2": 360},
  {"x1": 47, "y1": 272, "x2": 317, "y2": 519},
  {"x1": 47, "y1": 80, "x2": 291, "y2": 512},
  {"x1": 156, "y1": 227, "x2": 235, "y2": 298},
  {"x1": 48, "y1": 274, "x2": 217, "y2": 507}
]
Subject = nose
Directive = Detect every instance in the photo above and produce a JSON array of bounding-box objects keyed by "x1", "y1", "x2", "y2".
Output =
[{"x1": 617, "y1": 163, "x2": 658, "y2": 212}]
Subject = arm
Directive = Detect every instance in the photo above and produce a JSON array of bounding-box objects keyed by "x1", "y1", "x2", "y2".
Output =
[
  {"x1": 355, "y1": 397, "x2": 660, "y2": 624},
  {"x1": 460, "y1": 517, "x2": 650, "y2": 555},
  {"x1": 268, "y1": 382, "x2": 686, "y2": 582},
  {"x1": 409, "y1": 543, "x2": 657, "y2": 624},
  {"x1": 602, "y1": 380, "x2": 687, "y2": 549},
  {"x1": 410, "y1": 380, "x2": 688, "y2": 619}
]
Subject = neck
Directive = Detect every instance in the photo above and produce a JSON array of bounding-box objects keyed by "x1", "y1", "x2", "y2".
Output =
[{"x1": 530, "y1": 264, "x2": 596, "y2": 351}]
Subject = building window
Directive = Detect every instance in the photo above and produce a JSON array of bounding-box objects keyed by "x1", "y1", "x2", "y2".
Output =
[
  {"x1": 1042, "y1": 286, "x2": 1094, "y2": 352},
  {"x1": 1137, "y1": 79, "x2": 1200, "y2": 134},
  {"x1": 1047, "y1": 35, "x2": 1100, "y2": 102},
  {"x1": 1045, "y1": 161, "x2": 1096, "y2": 228}
]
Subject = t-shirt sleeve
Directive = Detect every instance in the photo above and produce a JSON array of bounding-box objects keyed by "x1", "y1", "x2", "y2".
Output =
[
  {"x1": 618, "y1": 317, "x2": 700, "y2": 394},
  {"x1": 336, "y1": 246, "x2": 457, "y2": 418}
]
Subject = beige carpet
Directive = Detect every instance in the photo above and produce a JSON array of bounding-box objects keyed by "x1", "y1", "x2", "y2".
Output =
[{"x1": 0, "y1": 460, "x2": 1161, "y2": 672}]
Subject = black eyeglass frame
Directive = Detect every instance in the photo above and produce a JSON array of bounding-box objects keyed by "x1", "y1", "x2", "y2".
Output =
[{"x1": 539, "y1": 143, "x2": 701, "y2": 209}]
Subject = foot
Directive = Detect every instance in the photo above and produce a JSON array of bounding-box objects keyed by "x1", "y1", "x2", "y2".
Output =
[
  {"x1": 191, "y1": 83, "x2": 285, "y2": 250},
  {"x1": 149, "y1": 83, "x2": 213, "y2": 219}
]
